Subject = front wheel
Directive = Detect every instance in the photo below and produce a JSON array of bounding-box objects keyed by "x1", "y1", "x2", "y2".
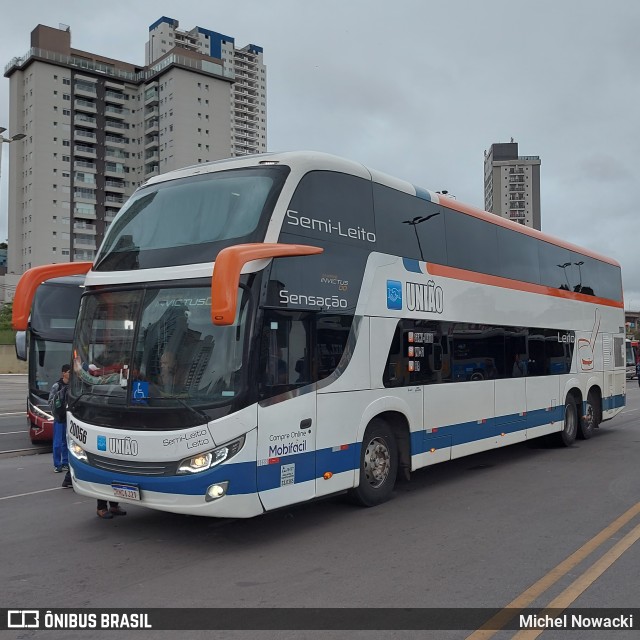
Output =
[
  {"x1": 348, "y1": 419, "x2": 398, "y2": 507},
  {"x1": 558, "y1": 395, "x2": 578, "y2": 447}
]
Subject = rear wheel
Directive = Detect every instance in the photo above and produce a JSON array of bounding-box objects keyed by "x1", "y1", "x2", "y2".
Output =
[
  {"x1": 348, "y1": 418, "x2": 398, "y2": 507},
  {"x1": 580, "y1": 390, "x2": 600, "y2": 439},
  {"x1": 558, "y1": 395, "x2": 578, "y2": 447}
]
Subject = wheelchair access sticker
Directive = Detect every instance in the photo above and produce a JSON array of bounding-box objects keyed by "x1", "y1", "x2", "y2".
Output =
[{"x1": 132, "y1": 380, "x2": 149, "y2": 404}]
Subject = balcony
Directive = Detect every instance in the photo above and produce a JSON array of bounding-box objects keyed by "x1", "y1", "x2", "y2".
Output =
[
  {"x1": 73, "y1": 221, "x2": 97, "y2": 234},
  {"x1": 105, "y1": 195, "x2": 125, "y2": 206},
  {"x1": 145, "y1": 118, "x2": 159, "y2": 132},
  {"x1": 74, "y1": 82, "x2": 97, "y2": 98},
  {"x1": 74, "y1": 190, "x2": 97, "y2": 203},
  {"x1": 74, "y1": 144, "x2": 96, "y2": 158},
  {"x1": 73, "y1": 236, "x2": 96, "y2": 250},
  {"x1": 105, "y1": 179, "x2": 126, "y2": 193},
  {"x1": 74, "y1": 250, "x2": 96, "y2": 261},
  {"x1": 74, "y1": 114, "x2": 97, "y2": 128},
  {"x1": 145, "y1": 165, "x2": 160, "y2": 177},
  {"x1": 144, "y1": 87, "x2": 159, "y2": 106},
  {"x1": 105, "y1": 90, "x2": 126, "y2": 105},
  {"x1": 105, "y1": 105, "x2": 128, "y2": 119},
  {"x1": 75, "y1": 129, "x2": 96, "y2": 142},
  {"x1": 145, "y1": 136, "x2": 159, "y2": 149},
  {"x1": 74, "y1": 175, "x2": 96, "y2": 188},
  {"x1": 145, "y1": 150, "x2": 159, "y2": 163},
  {"x1": 104, "y1": 135, "x2": 127, "y2": 148},
  {"x1": 74, "y1": 205, "x2": 96, "y2": 219},
  {"x1": 105, "y1": 119, "x2": 129, "y2": 133},
  {"x1": 74, "y1": 98, "x2": 97, "y2": 114},
  {"x1": 104, "y1": 147, "x2": 128, "y2": 161},
  {"x1": 105, "y1": 164, "x2": 126, "y2": 177},
  {"x1": 74, "y1": 159, "x2": 96, "y2": 172}
]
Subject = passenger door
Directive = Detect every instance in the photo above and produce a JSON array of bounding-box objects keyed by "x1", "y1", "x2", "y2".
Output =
[{"x1": 256, "y1": 311, "x2": 317, "y2": 511}]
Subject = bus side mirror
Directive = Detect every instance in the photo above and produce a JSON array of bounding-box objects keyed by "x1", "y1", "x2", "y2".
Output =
[
  {"x1": 211, "y1": 243, "x2": 322, "y2": 326},
  {"x1": 15, "y1": 331, "x2": 27, "y2": 361}
]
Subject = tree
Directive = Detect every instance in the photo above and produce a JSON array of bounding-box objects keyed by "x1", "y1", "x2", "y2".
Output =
[{"x1": 0, "y1": 302, "x2": 13, "y2": 330}]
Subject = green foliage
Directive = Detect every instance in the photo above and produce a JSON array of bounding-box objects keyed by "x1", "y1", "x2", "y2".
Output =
[
  {"x1": 0, "y1": 329, "x2": 15, "y2": 345},
  {"x1": 0, "y1": 302, "x2": 13, "y2": 331}
]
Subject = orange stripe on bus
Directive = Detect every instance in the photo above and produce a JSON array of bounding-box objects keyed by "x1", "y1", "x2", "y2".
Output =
[
  {"x1": 438, "y1": 195, "x2": 620, "y2": 267},
  {"x1": 425, "y1": 262, "x2": 623, "y2": 308},
  {"x1": 211, "y1": 243, "x2": 323, "y2": 325},
  {"x1": 12, "y1": 262, "x2": 92, "y2": 331}
]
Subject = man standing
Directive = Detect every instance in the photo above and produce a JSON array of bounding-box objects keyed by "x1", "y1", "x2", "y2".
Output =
[{"x1": 49, "y1": 364, "x2": 71, "y2": 473}]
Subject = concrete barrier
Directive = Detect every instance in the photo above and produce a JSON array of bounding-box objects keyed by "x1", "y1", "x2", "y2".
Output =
[{"x1": 0, "y1": 344, "x2": 28, "y2": 374}]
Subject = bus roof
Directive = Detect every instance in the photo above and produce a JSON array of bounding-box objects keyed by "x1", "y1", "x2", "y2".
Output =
[{"x1": 141, "y1": 151, "x2": 620, "y2": 268}]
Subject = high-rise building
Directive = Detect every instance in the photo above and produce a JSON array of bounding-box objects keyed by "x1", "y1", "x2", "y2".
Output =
[
  {"x1": 483, "y1": 141, "x2": 541, "y2": 230},
  {"x1": 146, "y1": 17, "x2": 267, "y2": 158},
  {"x1": 2, "y1": 19, "x2": 266, "y2": 279}
]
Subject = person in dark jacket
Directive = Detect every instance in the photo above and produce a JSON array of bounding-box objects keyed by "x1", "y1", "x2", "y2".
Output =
[{"x1": 48, "y1": 364, "x2": 70, "y2": 473}]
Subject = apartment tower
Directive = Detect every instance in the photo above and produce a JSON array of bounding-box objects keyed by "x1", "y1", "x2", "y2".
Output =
[
  {"x1": 3, "y1": 19, "x2": 266, "y2": 279},
  {"x1": 483, "y1": 141, "x2": 541, "y2": 230}
]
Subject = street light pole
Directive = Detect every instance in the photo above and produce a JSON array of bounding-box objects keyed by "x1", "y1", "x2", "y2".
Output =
[{"x1": 0, "y1": 127, "x2": 26, "y2": 244}]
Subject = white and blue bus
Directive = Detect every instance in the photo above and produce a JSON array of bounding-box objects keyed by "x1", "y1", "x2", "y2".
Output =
[{"x1": 12, "y1": 152, "x2": 626, "y2": 517}]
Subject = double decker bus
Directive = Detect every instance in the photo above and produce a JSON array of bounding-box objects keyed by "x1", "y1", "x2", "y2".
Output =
[
  {"x1": 12, "y1": 152, "x2": 626, "y2": 517},
  {"x1": 14, "y1": 276, "x2": 84, "y2": 442}
]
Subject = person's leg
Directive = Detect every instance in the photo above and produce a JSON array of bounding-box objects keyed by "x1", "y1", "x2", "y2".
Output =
[
  {"x1": 52, "y1": 421, "x2": 63, "y2": 470},
  {"x1": 108, "y1": 501, "x2": 127, "y2": 516},
  {"x1": 97, "y1": 499, "x2": 113, "y2": 518},
  {"x1": 60, "y1": 422, "x2": 69, "y2": 467}
]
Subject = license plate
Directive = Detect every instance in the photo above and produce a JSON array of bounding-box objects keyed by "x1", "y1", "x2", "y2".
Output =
[{"x1": 111, "y1": 482, "x2": 140, "y2": 501}]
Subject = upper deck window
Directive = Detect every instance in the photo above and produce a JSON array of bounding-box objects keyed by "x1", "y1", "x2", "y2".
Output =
[{"x1": 95, "y1": 166, "x2": 290, "y2": 271}]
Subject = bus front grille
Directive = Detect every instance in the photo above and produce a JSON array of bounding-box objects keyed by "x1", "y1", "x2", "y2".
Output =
[{"x1": 86, "y1": 452, "x2": 178, "y2": 476}]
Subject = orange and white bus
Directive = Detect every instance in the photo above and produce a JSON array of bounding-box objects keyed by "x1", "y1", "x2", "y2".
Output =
[{"x1": 12, "y1": 151, "x2": 626, "y2": 517}]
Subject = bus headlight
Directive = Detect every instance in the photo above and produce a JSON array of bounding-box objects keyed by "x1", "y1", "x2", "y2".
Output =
[
  {"x1": 69, "y1": 440, "x2": 88, "y2": 462},
  {"x1": 28, "y1": 400, "x2": 52, "y2": 421},
  {"x1": 176, "y1": 435, "x2": 245, "y2": 475}
]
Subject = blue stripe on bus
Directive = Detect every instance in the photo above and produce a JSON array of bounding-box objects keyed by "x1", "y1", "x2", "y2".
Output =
[
  {"x1": 72, "y1": 459, "x2": 258, "y2": 496},
  {"x1": 73, "y1": 394, "x2": 624, "y2": 496},
  {"x1": 414, "y1": 185, "x2": 433, "y2": 202},
  {"x1": 402, "y1": 258, "x2": 424, "y2": 273}
]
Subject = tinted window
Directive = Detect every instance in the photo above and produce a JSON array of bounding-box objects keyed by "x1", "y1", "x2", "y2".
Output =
[
  {"x1": 383, "y1": 320, "x2": 575, "y2": 387},
  {"x1": 373, "y1": 183, "x2": 447, "y2": 264},
  {"x1": 95, "y1": 166, "x2": 289, "y2": 271},
  {"x1": 445, "y1": 209, "x2": 500, "y2": 276},
  {"x1": 282, "y1": 171, "x2": 376, "y2": 248},
  {"x1": 538, "y1": 241, "x2": 576, "y2": 291},
  {"x1": 497, "y1": 226, "x2": 541, "y2": 284},
  {"x1": 259, "y1": 310, "x2": 352, "y2": 399}
]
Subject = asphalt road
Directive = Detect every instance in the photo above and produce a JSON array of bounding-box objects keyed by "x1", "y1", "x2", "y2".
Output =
[{"x1": 1, "y1": 375, "x2": 639, "y2": 639}]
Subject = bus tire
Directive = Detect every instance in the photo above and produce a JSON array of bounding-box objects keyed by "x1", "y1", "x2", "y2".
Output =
[
  {"x1": 580, "y1": 390, "x2": 600, "y2": 439},
  {"x1": 349, "y1": 418, "x2": 398, "y2": 507},
  {"x1": 558, "y1": 395, "x2": 578, "y2": 447}
]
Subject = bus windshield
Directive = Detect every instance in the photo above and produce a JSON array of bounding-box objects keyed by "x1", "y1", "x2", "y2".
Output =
[
  {"x1": 71, "y1": 285, "x2": 251, "y2": 410},
  {"x1": 94, "y1": 166, "x2": 289, "y2": 271}
]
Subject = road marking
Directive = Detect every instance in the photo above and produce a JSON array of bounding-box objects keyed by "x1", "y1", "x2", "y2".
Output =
[
  {"x1": 0, "y1": 487, "x2": 63, "y2": 501},
  {"x1": 511, "y1": 521, "x2": 640, "y2": 639},
  {"x1": 0, "y1": 431, "x2": 30, "y2": 435},
  {"x1": 466, "y1": 500, "x2": 640, "y2": 639},
  {"x1": 0, "y1": 412, "x2": 27, "y2": 417}
]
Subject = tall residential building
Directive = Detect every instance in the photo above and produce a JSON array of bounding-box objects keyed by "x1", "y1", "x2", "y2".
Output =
[
  {"x1": 146, "y1": 17, "x2": 267, "y2": 158},
  {"x1": 2, "y1": 19, "x2": 266, "y2": 280},
  {"x1": 483, "y1": 141, "x2": 541, "y2": 230}
]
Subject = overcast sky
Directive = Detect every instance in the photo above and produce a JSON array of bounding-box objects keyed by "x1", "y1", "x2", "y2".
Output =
[{"x1": 1, "y1": 1, "x2": 639, "y2": 305}]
